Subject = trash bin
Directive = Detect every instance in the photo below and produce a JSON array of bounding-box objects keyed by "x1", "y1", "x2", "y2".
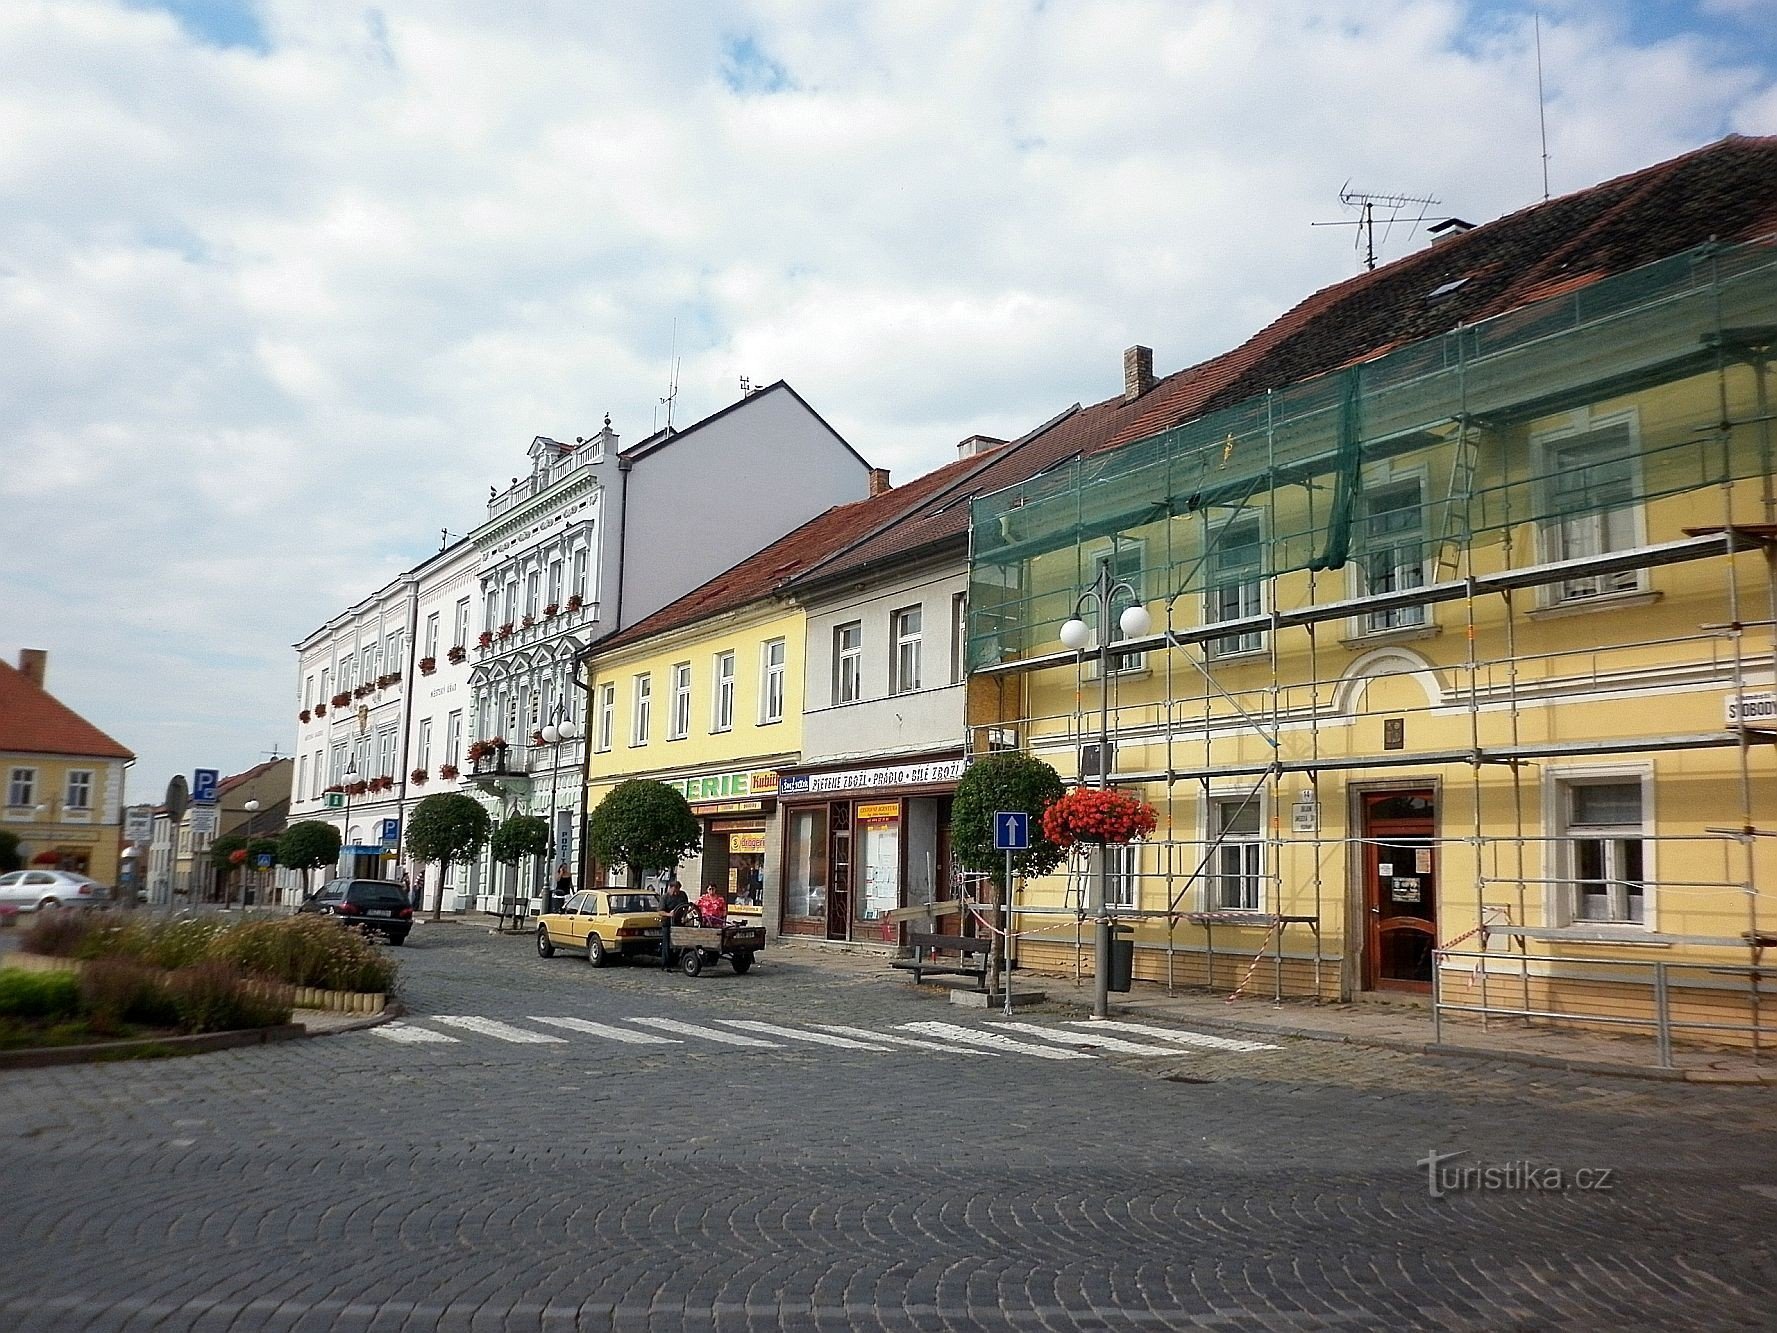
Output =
[{"x1": 1108, "y1": 924, "x2": 1135, "y2": 993}]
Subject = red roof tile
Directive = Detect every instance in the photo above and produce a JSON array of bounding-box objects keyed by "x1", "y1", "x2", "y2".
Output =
[
  {"x1": 799, "y1": 134, "x2": 1777, "y2": 583},
  {"x1": 0, "y1": 660, "x2": 133, "y2": 761}
]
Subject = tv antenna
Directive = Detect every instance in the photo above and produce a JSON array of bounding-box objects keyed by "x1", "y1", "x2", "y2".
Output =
[
  {"x1": 1313, "y1": 185, "x2": 1440, "y2": 271},
  {"x1": 1535, "y1": 9, "x2": 1551, "y2": 201},
  {"x1": 659, "y1": 319, "x2": 680, "y2": 433}
]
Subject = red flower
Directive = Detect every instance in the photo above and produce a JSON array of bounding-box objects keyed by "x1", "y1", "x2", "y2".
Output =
[{"x1": 1042, "y1": 787, "x2": 1157, "y2": 847}]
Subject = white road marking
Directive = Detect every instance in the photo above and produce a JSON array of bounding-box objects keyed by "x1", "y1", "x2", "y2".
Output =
[
  {"x1": 368, "y1": 1022, "x2": 459, "y2": 1044},
  {"x1": 626, "y1": 1016, "x2": 780, "y2": 1047},
  {"x1": 988, "y1": 1022, "x2": 1185, "y2": 1055},
  {"x1": 812, "y1": 1024, "x2": 993, "y2": 1054},
  {"x1": 429, "y1": 1016, "x2": 566, "y2": 1044},
  {"x1": 716, "y1": 1020, "x2": 887, "y2": 1050},
  {"x1": 528, "y1": 1017, "x2": 682, "y2": 1044},
  {"x1": 896, "y1": 1021, "x2": 1094, "y2": 1060},
  {"x1": 1065, "y1": 1019, "x2": 1279, "y2": 1052}
]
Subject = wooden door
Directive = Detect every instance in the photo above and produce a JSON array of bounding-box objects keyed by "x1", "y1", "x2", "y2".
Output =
[{"x1": 1362, "y1": 790, "x2": 1438, "y2": 992}]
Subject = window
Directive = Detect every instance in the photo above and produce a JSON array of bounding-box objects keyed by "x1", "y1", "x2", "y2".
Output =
[
  {"x1": 597, "y1": 683, "x2": 615, "y2": 752},
  {"x1": 1543, "y1": 418, "x2": 1643, "y2": 601},
  {"x1": 632, "y1": 674, "x2": 652, "y2": 745},
  {"x1": 891, "y1": 607, "x2": 922, "y2": 694},
  {"x1": 485, "y1": 589, "x2": 499, "y2": 632},
  {"x1": 303, "y1": 674, "x2": 315, "y2": 710},
  {"x1": 525, "y1": 570, "x2": 540, "y2": 619},
  {"x1": 312, "y1": 749, "x2": 323, "y2": 798},
  {"x1": 361, "y1": 644, "x2": 377, "y2": 684},
  {"x1": 1210, "y1": 796, "x2": 1264, "y2": 911},
  {"x1": 1206, "y1": 519, "x2": 1263, "y2": 656},
  {"x1": 503, "y1": 580, "x2": 518, "y2": 625},
  {"x1": 338, "y1": 653, "x2": 353, "y2": 690},
  {"x1": 1561, "y1": 779, "x2": 1646, "y2": 925},
  {"x1": 446, "y1": 711, "x2": 463, "y2": 765},
  {"x1": 6, "y1": 768, "x2": 33, "y2": 808},
  {"x1": 64, "y1": 771, "x2": 92, "y2": 811},
  {"x1": 668, "y1": 662, "x2": 692, "y2": 740},
  {"x1": 833, "y1": 622, "x2": 862, "y2": 704},
  {"x1": 416, "y1": 719, "x2": 433, "y2": 769},
  {"x1": 329, "y1": 745, "x2": 346, "y2": 785},
  {"x1": 784, "y1": 806, "x2": 829, "y2": 918},
  {"x1": 711, "y1": 652, "x2": 735, "y2": 732},
  {"x1": 761, "y1": 639, "x2": 786, "y2": 723},
  {"x1": 378, "y1": 728, "x2": 398, "y2": 778},
  {"x1": 455, "y1": 597, "x2": 470, "y2": 649},
  {"x1": 950, "y1": 592, "x2": 968, "y2": 684},
  {"x1": 1093, "y1": 544, "x2": 1146, "y2": 673},
  {"x1": 319, "y1": 667, "x2": 330, "y2": 701},
  {"x1": 424, "y1": 613, "x2": 440, "y2": 660},
  {"x1": 297, "y1": 754, "x2": 309, "y2": 801},
  {"x1": 385, "y1": 629, "x2": 403, "y2": 672},
  {"x1": 1106, "y1": 843, "x2": 1140, "y2": 908},
  {"x1": 1359, "y1": 479, "x2": 1427, "y2": 631},
  {"x1": 572, "y1": 548, "x2": 588, "y2": 601},
  {"x1": 548, "y1": 559, "x2": 563, "y2": 609}
]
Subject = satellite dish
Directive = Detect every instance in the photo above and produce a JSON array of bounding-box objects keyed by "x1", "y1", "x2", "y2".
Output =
[{"x1": 164, "y1": 774, "x2": 189, "y2": 824}]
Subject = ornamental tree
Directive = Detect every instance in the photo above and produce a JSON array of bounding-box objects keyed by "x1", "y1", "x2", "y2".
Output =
[
  {"x1": 405, "y1": 793, "x2": 492, "y2": 919},
  {"x1": 952, "y1": 752, "x2": 1067, "y2": 888},
  {"x1": 277, "y1": 821, "x2": 342, "y2": 897},
  {"x1": 587, "y1": 780, "x2": 701, "y2": 887},
  {"x1": 490, "y1": 814, "x2": 551, "y2": 864}
]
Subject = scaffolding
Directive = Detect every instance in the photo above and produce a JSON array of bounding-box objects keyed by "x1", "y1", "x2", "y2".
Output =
[{"x1": 965, "y1": 234, "x2": 1777, "y2": 1063}]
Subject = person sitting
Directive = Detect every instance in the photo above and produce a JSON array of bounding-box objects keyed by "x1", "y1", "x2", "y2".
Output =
[
  {"x1": 696, "y1": 886, "x2": 727, "y2": 928},
  {"x1": 658, "y1": 879, "x2": 689, "y2": 967}
]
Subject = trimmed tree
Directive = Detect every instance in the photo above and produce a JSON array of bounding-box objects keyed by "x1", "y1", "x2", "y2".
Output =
[
  {"x1": 951, "y1": 752, "x2": 1068, "y2": 992},
  {"x1": 405, "y1": 793, "x2": 492, "y2": 920},
  {"x1": 277, "y1": 821, "x2": 342, "y2": 898},
  {"x1": 587, "y1": 780, "x2": 702, "y2": 887},
  {"x1": 490, "y1": 815, "x2": 552, "y2": 906}
]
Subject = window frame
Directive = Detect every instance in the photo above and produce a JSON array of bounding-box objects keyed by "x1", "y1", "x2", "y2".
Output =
[
  {"x1": 1533, "y1": 409, "x2": 1648, "y2": 605},
  {"x1": 1202, "y1": 515, "x2": 1264, "y2": 659},
  {"x1": 668, "y1": 661, "x2": 692, "y2": 741},
  {"x1": 890, "y1": 606, "x2": 923, "y2": 695},
  {"x1": 1085, "y1": 539, "x2": 1147, "y2": 675},
  {"x1": 631, "y1": 673, "x2": 652, "y2": 746},
  {"x1": 424, "y1": 613, "x2": 440, "y2": 660},
  {"x1": 64, "y1": 770, "x2": 93, "y2": 811},
  {"x1": 7, "y1": 767, "x2": 35, "y2": 808},
  {"x1": 597, "y1": 683, "x2": 615, "y2": 752},
  {"x1": 711, "y1": 651, "x2": 735, "y2": 733},
  {"x1": 1353, "y1": 470, "x2": 1431, "y2": 635},
  {"x1": 950, "y1": 592, "x2": 969, "y2": 685},
  {"x1": 1546, "y1": 765, "x2": 1654, "y2": 930},
  {"x1": 833, "y1": 621, "x2": 863, "y2": 705},
  {"x1": 1205, "y1": 791, "x2": 1265, "y2": 912},
  {"x1": 760, "y1": 638, "x2": 786, "y2": 724}
]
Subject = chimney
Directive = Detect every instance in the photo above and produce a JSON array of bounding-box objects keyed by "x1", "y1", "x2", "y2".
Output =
[
  {"x1": 18, "y1": 649, "x2": 46, "y2": 688},
  {"x1": 1123, "y1": 345, "x2": 1155, "y2": 402},
  {"x1": 868, "y1": 467, "x2": 892, "y2": 496},
  {"x1": 1427, "y1": 217, "x2": 1475, "y2": 243},
  {"x1": 956, "y1": 434, "x2": 1006, "y2": 459}
]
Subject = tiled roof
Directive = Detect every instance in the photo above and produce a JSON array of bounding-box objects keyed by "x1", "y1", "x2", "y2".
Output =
[
  {"x1": 590, "y1": 450, "x2": 999, "y2": 657},
  {"x1": 800, "y1": 133, "x2": 1777, "y2": 582},
  {"x1": 217, "y1": 758, "x2": 287, "y2": 796},
  {"x1": 0, "y1": 660, "x2": 133, "y2": 760}
]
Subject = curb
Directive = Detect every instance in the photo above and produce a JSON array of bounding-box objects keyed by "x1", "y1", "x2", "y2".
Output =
[
  {"x1": 0, "y1": 1023, "x2": 307, "y2": 1072},
  {"x1": 303, "y1": 1002, "x2": 404, "y2": 1037}
]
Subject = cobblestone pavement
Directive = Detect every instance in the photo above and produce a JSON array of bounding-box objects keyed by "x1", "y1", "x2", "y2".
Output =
[{"x1": 1, "y1": 923, "x2": 1772, "y2": 1331}]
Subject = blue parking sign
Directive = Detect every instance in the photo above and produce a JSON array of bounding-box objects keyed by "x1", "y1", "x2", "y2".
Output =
[
  {"x1": 380, "y1": 818, "x2": 400, "y2": 844},
  {"x1": 993, "y1": 811, "x2": 1030, "y2": 852},
  {"x1": 192, "y1": 768, "x2": 220, "y2": 803}
]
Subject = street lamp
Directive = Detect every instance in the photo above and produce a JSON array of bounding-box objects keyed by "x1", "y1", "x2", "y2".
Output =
[
  {"x1": 539, "y1": 711, "x2": 581, "y2": 912},
  {"x1": 341, "y1": 757, "x2": 359, "y2": 881},
  {"x1": 1058, "y1": 559, "x2": 1152, "y2": 1021}
]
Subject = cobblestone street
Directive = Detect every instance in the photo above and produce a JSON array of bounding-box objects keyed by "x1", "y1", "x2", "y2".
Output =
[{"x1": 1, "y1": 924, "x2": 1772, "y2": 1330}]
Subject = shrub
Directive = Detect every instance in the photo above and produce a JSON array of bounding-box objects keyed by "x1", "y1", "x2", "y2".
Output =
[
  {"x1": 20, "y1": 909, "x2": 100, "y2": 959},
  {"x1": 210, "y1": 915, "x2": 396, "y2": 993},
  {"x1": 0, "y1": 969, "x2": 80, "y2": 1019},
  {"x1": 144, "y1": 918, "x2": 226, "y2": 970},
  {"x1": 165, "y1": 963, "x2": 293, "y2": 1033},
  {"x1": 78, "y1": 959, "x2": 179, "y2": 1033}
]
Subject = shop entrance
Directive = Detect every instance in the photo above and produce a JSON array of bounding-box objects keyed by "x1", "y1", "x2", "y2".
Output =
[
  {"x1": 1361, "y1": 789, "x2": 1438, "y2": 992},
  {"x1": 825, "y1": 806, "x2": 852, "y2": 940}
]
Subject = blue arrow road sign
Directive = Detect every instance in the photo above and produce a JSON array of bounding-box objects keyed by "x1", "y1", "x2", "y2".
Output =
[
  {"x1": 993, "y1": 811, "x2": 1030, "y2": 852},
  {"x1": 191, "y1": 768, "x2": 220, "y2": 803}
]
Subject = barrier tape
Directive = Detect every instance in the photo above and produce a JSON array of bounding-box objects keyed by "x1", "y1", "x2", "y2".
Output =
[{"x1": 1224, "y1": 920, "x2": 1282, "y2": 1003}]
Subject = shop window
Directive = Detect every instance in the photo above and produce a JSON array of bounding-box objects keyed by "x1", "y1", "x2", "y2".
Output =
[
  {"x1": 1559, "y1": 778, "x2": 1647, "y2": 925},
  {"x1": 596, "y1": 684, "x2": 614, "y2": 752},
  {"x1": 833, "y1": 622, "x2": 862, "y2": 704},
  {"x1": 857, "y1": 805, "x2": 901, "y2": 920},
  {"x1": 1359, "y1": 479, "x2": 1427, "y2": 631},
  {"x1": 1206, "y1": 518, "x2": 1262, "y2": 657},
  {"x1": 711, "y1": 652, "x2": 735, "y2": 732},
  {"x1": 784, "y1": 806, "x2": 829, "y2": 919},
  {"x1": 1210, "y1": 797, "x2": 1263, "y2": 911},
  {"x1": 668, "y1": 662, "x2": 692, "y2": 740},
  {"x1": 760, "y1": 639, "x2": 786, "y2": 723},
  {"x1": 891, "y1": 607, "x2": 922, "y2": 694},
  {"x1": 631, "y1": 674, "x2": 651, "y2": 746}
]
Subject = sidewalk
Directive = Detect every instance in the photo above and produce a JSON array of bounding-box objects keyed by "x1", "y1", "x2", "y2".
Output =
[{"x1": 767, "y1": 940, "x2": 1777, "y2": 1084}]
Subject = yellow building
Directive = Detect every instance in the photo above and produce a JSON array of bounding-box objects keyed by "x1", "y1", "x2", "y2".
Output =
[
  {"x1": 965, "y1": 139, "x2": 1777, "y2": 1056},
  {"x1": 0, "y1": 649, "x2": 134, "y2": 886}
]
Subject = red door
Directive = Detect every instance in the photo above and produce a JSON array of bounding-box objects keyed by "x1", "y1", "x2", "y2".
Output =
[{"x1": 1362, "y1": 790, "x2": 1438, "y2": 992}]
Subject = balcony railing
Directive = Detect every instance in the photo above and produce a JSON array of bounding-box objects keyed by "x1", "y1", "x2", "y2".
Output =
[
  {"x1": 487, "y1": 455, "x2": 590, "y2": 522},
  {"x1": 476, "y1": 602, "x2": 598, "y2": 658}
]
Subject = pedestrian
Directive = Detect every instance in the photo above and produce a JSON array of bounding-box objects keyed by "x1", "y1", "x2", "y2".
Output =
[
  {"x1": 697, "y1": 884, "x2": 727, "y2": 928},
  {"x1": 553, "y1": 863, "x2": 572, "y2": 913},
  {"x1": 659, "y1": 877, "x2": 688, "y2": 968}
]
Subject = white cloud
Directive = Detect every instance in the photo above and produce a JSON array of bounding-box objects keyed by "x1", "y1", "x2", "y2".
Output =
[{"x1": 1, "y1": 0, "x2": 1773, "y2": 799}]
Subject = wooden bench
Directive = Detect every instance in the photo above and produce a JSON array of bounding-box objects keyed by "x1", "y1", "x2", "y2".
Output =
[{"x1": 891, "y1": 932, "x2": 990, "y2": 991}]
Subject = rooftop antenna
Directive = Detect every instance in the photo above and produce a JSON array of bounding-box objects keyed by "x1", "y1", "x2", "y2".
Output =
[
  {"x1": 740, "y1": 374, "x2": 752, "y2": 397},
  {"x1": 659, "y1": 319, "x2": 680, "y2": 433},
  {"x1": 1312, "y1": 184, "x2": 1440, "y2": 271},
  {"x1": 1535, "y1": 10, "x2": 1551, "y2": 201}
]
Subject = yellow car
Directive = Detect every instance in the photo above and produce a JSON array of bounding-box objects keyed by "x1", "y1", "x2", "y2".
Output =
[{"x1": 535, "y1": 889, "x2": 665, "y2": 966}]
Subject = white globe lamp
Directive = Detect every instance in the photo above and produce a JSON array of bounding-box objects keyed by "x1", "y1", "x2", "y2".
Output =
[
  {"x1": 1059, "y1": 618, "x2": 1092, "y2": 651},
  {"x1": 1119, "y1": 604, "x2": 1153, "y2": 639}
]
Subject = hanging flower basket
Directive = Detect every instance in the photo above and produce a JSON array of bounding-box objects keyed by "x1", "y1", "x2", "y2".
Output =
[
  {"x1": 466, "y1": 740, "x2": 495, "y2": 763},
  {"x1": 1041, "y1": 787, "x2": 1157, "y2": 847},
  {"x1": 448, "y1": 645, "x2": 467, "y2": 664}
]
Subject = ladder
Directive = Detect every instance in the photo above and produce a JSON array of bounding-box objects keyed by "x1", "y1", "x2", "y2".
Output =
[{"x1": 1433, "y1": 418, "x2": 1480, "y2": 582}]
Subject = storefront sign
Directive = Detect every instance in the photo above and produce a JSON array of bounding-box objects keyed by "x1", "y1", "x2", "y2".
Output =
[
  {"x1": 857, "y1": 802, "x2": 900, "y2": 823},
  {"x1": 729, "y1": 832, "x2": 766, "y2": 854},
  {"x1": 668, "y1": 768, "x2": 780, "y2": 804},
  {"x1": 778, "y1": 758, "x2": 967, "y2": 797}
]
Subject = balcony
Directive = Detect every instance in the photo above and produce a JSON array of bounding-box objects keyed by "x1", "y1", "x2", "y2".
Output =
[{"x1": 475, "y1": 602, "x2": 599, "y2": 660}]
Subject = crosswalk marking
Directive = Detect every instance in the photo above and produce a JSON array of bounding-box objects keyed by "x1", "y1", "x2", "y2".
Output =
[
  {"x1": 369, "y1": 1022, "x2": 458, "y2": 1044},
  {"x1": 1065, "y1": 1019, "x2": 1278, "y2": 1052},
  {"x1": 988, "y1": 1022, "x2": 1183, "y2": 1055},
  {"x1": 528, "y1": 1017, "x2": 682, "y2": 1044},
  {"x1": 430, "y1": 1016, "x2": 566, "y2": 1044},
  {"x1": 715, "y1": 1020, "x2": 888, "y2": 1050},
  {"x1": 626, "y1": 1016, "x2": 780, "y2": 1047},
  {"x1": 897, "y1": 1021, "x2": 1094, "y2": 1060},
  {"x1": 811, "y1": 1023, "x2": 993, "y2": 1054}
]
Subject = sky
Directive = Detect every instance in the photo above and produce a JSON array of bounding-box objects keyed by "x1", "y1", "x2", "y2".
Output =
[{"x1": 3, "y1": 0, "x2": 1775, "y2": 809}]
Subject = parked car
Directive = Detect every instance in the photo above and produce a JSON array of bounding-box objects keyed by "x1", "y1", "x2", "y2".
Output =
[
  {"x1": 535, "y1": 889, "x2": 664, "y2": 965},
  {"x1": 297, "y1": 877, "x2": 414, "y2": 944},
  {"x1": 0, "y1": 869, "x2": 110, "y2": 911}
]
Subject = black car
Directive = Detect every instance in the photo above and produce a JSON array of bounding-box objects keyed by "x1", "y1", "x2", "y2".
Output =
[{"x1": 298, "y1": 877, "x2": 414, "y2": 944}]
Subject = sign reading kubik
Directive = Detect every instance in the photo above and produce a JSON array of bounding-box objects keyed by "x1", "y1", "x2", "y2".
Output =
[{"x1": 993, "y1": 811, "x2": 1030, "y2": 853}]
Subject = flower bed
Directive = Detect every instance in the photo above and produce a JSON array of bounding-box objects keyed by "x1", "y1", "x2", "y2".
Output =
[
  {"x1": 1041, "y1": 787, "x2": 1158, "y2": 847},
  {"x1": 0, "y1": 958, "x2": 293, "y2": 1050}
]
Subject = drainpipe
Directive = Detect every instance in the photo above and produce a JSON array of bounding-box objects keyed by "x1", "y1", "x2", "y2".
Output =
[
  {"x1": 393, "y1": 574, "x2": 421, "y2": 896},
  {"x1": 575, "y1": 657, "x2": 595, "y2": 895},
  {"x1": 613, "y1": 454, "x2": 631, "y2": 634}
]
